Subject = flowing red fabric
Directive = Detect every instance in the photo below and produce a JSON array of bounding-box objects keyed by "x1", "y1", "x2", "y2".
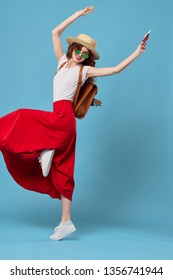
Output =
[{"x1": 0, "y1": 100, "x2": 76, "y2": 200}]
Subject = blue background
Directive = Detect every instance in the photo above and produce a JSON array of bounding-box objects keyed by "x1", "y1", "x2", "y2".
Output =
[{"x1": 0, "y1": 0, "x2": 173, "y2": 259}]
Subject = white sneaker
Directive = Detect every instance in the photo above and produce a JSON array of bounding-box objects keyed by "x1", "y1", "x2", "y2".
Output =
[
  {"x1": 38, "y1": 149, "x2": 55, "y2": 177},
  {"x1": 50, "y1": 223, "x2": 76, "y2": 241}
]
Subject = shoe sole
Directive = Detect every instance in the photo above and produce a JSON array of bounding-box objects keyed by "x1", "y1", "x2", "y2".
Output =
[
  {"x1": 50, "y1": 225, "x2": 76, "y2": 241},
  {"x1": 41, "y1": 149, "x2": 55, "y2": 177}
]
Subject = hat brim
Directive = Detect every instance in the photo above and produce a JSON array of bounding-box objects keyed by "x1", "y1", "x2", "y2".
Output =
[{"x1": 66, "y1": 37, "x2": 100, "y2": 60}]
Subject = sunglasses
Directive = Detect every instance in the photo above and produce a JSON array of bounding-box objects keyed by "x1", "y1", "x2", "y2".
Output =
[{"x1": 74, "y1": 49, "x2": 89, "y2": 59}]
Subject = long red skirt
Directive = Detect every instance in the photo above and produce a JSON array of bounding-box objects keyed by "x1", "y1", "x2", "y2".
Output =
[{"x1": 0, "y1": 100, "x2": 76, "y2": 200}]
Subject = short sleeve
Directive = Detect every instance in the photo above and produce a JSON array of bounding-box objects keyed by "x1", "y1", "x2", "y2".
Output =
[
  {"x1": 57, "y1": 54, "x2": 67, "y2": 70},
  {"x1": 82, "y1": 66, "x2": 89, "y2": 83}
]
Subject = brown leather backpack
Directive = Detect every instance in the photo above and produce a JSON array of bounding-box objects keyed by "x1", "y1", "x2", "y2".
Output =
[{"x1": 59, "y1": 63, "x2": 102, "y2": 119}]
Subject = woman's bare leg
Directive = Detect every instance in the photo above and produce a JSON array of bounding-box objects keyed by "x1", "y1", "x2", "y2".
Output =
[
  {"x1": 49, "y1": 195, "x2": 76, "y2": 240},
  {"x1": 61, "y1": 195, "x2": 71, "y2": 221}
]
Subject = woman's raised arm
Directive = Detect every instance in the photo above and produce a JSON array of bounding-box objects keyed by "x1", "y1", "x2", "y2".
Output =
[
  {"x1": 87, "y1": 41, "x2": 147, "y2": 78},
  {"x1": 52, "y1": 6, "x2": 94, "y2": 62}
]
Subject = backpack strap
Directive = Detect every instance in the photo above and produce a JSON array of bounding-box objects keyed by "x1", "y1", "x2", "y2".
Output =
[
  {"x1": 55, "y1": 61, "x2": 67, "y2": 75},
  {"x1": 58, "y1": 61, "x2": 67, "y2": 70},
  {"x1": 73, "y1": 66, "x2": 84, "y2": 109}
]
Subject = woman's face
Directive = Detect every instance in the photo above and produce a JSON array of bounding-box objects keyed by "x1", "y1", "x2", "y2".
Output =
[{"x1": 72, "y1": 45, "x2": 89, "y2": 63}]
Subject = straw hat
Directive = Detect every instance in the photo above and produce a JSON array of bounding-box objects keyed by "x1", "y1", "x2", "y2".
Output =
[{"x1": 66, "y1": 34, "x2": 100, "y2": 60}]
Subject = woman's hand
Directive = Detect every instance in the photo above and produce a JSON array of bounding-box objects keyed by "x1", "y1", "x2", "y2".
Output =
[
  {"x1": 136, "y1": 41, "x2": 147, "y2": 55},
  {"x1": 76, "y1": 6, "x2": 94, "y2": 17}
]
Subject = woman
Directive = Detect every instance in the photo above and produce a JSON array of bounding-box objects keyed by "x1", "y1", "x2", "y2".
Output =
[{"x1": 0, "y1": 6, "x2": 146, "y2": 241}]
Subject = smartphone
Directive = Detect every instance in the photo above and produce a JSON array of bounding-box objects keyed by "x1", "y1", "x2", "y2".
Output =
[{"x1": 142, "y1": 30, "x2": 151, "y2": 43}]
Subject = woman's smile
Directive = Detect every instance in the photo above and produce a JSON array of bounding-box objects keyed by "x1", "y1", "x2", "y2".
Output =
[{"x1": 75, "y1": 54, "x2": 82, "y2": 60}]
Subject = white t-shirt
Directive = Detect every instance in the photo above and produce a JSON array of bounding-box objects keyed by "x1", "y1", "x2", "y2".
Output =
[{"x1": 53, "y1": 54, "x2": 89, "y2": 102}]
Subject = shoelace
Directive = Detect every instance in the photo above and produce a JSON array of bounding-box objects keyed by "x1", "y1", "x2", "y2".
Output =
[{"x1": 54, "y1": 226, "x2": 60, "y2": 232}]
